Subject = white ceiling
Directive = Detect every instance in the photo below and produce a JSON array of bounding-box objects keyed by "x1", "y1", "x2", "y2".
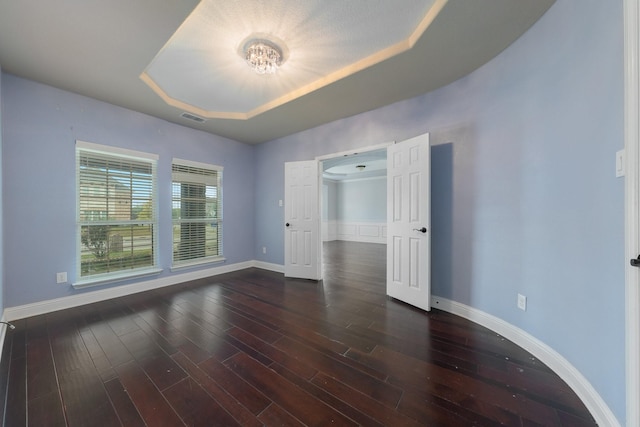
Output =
[
  {"x1": 323, "y1": 149, "x2": 387, "y2": 181},
  {"x1": 142, "y1": 0, "x2": 438, "y2": 117},
  {"x1": 0, "y1": 0, "x2": 554, "y2": 144}
]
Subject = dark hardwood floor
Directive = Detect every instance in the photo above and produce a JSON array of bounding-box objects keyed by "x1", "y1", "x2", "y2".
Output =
[{"x1": 0, "y1": 241, "x2": 596, "y2": 426}]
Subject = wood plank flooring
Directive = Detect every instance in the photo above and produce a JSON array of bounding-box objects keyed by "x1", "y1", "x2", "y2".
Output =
[{"x1": 0, "y1": 241, "x2": 597, "y2": 426}]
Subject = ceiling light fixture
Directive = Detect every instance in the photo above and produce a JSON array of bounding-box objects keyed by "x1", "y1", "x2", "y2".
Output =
[{"x1": 244, "y1": 39, "x2": 283, "y2": 75}]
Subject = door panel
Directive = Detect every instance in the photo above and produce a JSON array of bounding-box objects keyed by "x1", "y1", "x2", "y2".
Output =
[
  {"x1": 386, "y1": 133, "x2": 431, "y2": 311},
  {"x1": 284, "y1": 161, "x2": 321, "y2": 280}
]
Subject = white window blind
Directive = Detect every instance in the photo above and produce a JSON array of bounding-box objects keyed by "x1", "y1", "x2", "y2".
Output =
[
  {"x1": 76, "y1": 141, "x2": 158, "y2": 283},
  {"x1": 172, "y1": 159, "x2": 223, "y2": 267}
]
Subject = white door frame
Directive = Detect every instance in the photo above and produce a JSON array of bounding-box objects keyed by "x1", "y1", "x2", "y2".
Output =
[
  {"x1": 624, "y1": 1, "x2": 640, "y2": 425},
  {"x1": 316, "y1": 143, "x2": 393, "y2": 163},
  {"x1": 316, "y1": 142, "x2": 393, "y2": 270}
]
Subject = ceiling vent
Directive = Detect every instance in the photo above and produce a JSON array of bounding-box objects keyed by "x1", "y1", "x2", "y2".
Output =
[{"x1": 180, "y1": 112, "x2": 207, "y2": 123}]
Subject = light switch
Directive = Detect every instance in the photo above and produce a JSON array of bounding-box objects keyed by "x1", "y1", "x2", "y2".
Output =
[{"x1": 616, "y1": 150, "x2": 625, "y2": 177}]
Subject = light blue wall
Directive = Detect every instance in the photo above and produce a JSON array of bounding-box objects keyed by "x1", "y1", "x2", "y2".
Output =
[
  {"x1": 1, "y1": 74, "x2": 255, "y2": 307},
  {"x1": 336, "y1": 178, "x2": 386, "y2": 222},
  {"x1": 254, "y1": 0, "x2": 625, "y2": 422},
  {"x1": 321, "y1": 177, "x2": 386, "y2": 223},
  {"x1": 0, "y1": 0, "x2": 627, "y2": 422}
]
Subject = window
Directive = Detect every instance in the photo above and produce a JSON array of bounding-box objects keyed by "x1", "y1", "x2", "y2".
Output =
[
  {"x1": 76, "y1": 141, "x2": 159, "y2": 285},
  {"x1": 172, "y1": 159, "x2": 223, "y2": 267}
]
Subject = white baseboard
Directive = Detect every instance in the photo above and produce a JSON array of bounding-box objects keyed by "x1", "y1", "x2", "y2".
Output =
[
  {"x1": 3, "y1": 260, "x2": 256, "y2": 321},
  {"x1": 431, "y1": 296, "x2": 620, "y2": 427},
  {"x1": 0, "y1": 259, "x2": 286, "y2": 367},
  {"x1": 252, "y1": 261, "x2": 284, "y2": 273},
  {"x1": 0, "y1": 270, "x2": 617, "y2": 427}
]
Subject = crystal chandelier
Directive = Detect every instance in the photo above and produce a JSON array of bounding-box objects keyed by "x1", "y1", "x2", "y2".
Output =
[{"x1": 244, "y1": 39, "x2": 283, "y2": 75}]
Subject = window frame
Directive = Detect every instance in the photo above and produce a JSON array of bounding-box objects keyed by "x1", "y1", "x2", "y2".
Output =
[
  {"x1": 75, "y1": 140, "x2": 161, "y2": 288},
  {"x1": 171, "y1": 158, "x2": 224, "y2": 269}
]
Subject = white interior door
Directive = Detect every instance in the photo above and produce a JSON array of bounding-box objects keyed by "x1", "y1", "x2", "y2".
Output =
[
  {"x1": 386, "y1": 133, "x2": 431, "y2": 311},
  {"x1": 284, "y1": 161, "x2": 321, "y2": 280}
]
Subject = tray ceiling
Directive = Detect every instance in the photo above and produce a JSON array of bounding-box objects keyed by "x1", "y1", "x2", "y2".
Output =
[{"x1": 0, "y1": 0, "x2": 555, "y2": 144}]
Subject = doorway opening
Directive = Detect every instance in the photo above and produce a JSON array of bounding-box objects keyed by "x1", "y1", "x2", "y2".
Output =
[
  {"x1": 318, "y1": 145, "x2": 389, "y2": 278},
  {"x1": 284, "y1": 133, "x2": 431, "y2": 311}
]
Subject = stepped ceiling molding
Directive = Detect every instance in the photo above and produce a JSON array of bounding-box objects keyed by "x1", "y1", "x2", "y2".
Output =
[{"x1": 0, "y1": 0, "x2": 555, "y2": 144}]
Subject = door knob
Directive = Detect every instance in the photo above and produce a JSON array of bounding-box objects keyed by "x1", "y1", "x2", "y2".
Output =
[
  {"x1": 413, "y1": 227, "x2": 427, "y2": 233},
  {"x1": 285, "y1": 223, "x2": 290, "y2": 227},
  {"x1": 631, "y1": 255, "x2": 640, "y2": 267}
]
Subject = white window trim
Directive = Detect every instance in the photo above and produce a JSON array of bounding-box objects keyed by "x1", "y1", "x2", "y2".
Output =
[
  {"x1": 170, "y1": 256, "x2": 226, "y2": 272},
  {"x1": 171, "y1": 157, "x2": 226, "y2": 271},
  {"x1": 172, "y1": 157, "x2": 221, "y2": 172},
  {"x1": 76, "y1": 140, "x2": 159, "y2": 161},
  {"x1": 73, "y1": 268, "x2": 163, "y2": 289},
  {"x1": 171, "y1": 158, "x2": 224, "y2": 269},
  {"x1": 74, "y1": 140, "x2": 160, "y2": 288}
]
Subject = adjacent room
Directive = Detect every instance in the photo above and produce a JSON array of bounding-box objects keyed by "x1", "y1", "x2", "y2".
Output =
[
  {"x1": 321, "y1": 149, "x2": 387, "y2": 246},
  {"x1": 0, "y1": 0, "x2": 635, "y2": 426}
]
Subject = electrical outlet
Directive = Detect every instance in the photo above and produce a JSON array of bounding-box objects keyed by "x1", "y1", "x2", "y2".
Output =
[
  {"x1": 262, "y1": 246, "x2": 267, "y2": 254},
  {"x1": 517, "y1": 293, "x2": 527, "y2": 311},
  {"x1": 56, "y1": 272, "x2": 67, "y2": 284}
]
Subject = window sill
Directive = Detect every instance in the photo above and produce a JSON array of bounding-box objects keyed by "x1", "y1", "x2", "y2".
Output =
[
  {"x1": 73, "y1": 268, "x2": 163, "y2": 289},
  {"x1": 170, "y1": 256, "x2": 226, "y2": 272}
]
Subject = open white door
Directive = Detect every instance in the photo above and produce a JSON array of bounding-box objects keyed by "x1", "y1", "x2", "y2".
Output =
[
  {"x1": 284, "y1": 161, "x2": 321, "y2": 280},
  {"x1": 386, "y1": 133, "x2": 431, "y2": 311}
]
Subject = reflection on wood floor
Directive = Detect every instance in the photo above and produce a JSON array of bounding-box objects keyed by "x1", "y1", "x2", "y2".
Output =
[{"x1": 0, "y1": 241, "x2": 596, "y2": 426}]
